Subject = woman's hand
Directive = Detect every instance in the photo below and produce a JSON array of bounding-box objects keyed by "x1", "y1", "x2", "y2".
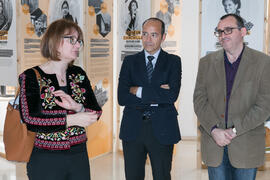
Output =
[
  {"x1": 67, "y1": 112, "x2": 98, "y2": 127},
  {"x1": 53, "y1": 90, "x2": 82, "y2": 112}
]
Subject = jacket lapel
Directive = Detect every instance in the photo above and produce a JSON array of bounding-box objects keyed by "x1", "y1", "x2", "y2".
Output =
[
  {"x1": 230, "y1": 47, "x2": 255, "y2": 96},
  {"x1": 151, "y1": 49, "x2": 166, "y2": 81},
  {"x1": 137, "y1": 50, "x2": 148, "y2": 84},
  {"x1": 214, "y1": 50, "x2": 227, "y2": 98}
]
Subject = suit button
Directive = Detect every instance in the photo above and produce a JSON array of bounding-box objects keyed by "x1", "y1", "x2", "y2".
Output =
[{"x1": 221, "y1": 114, "x2": 224, "y2": 118}]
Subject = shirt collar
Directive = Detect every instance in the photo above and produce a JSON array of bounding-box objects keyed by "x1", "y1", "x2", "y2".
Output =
[
  {"x1": 144, "y1": 49, "x2": 161, "y2": 62},
  {"x1": 224, "y1": 45, "x2": 245, "y2": 65}
]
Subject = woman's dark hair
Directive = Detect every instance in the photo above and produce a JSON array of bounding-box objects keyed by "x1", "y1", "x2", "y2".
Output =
[
  {"x1": 222, "y1": 0, "x2": 241, "y2": 14},
  {"x1": 40, "y1": 19, "x2": 83, "y2": 60},
  {"x1": 128, "y1": 0, "x2": 138, "y2": 14},
  {"x1": 61, "y1": 0, "x2": 69, "y2": 9}
]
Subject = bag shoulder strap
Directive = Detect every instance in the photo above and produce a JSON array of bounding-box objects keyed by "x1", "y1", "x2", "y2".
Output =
[
  {"x1": 12, "y1": 67, "x2": 42, "y2": 108},
  {"x1": 12, "y1": 88, "x2": 20, "y2": 108},
  {"x1": 32, "y1": 67, "x2": 42, "y2": 92}
]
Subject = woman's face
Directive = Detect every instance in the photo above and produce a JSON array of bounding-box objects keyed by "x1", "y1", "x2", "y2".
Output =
[
  {"x1": 62, "y1": 3, "x2": 69, "y2": 16},
  {"x1": 224, "y1": 0, "x2": 238, "y2": 14},
  {"x1": 131, "y1": 2, "x2": 137, "y2": 13},
  {"x1": 58, "y1": 30, "x2": 81, "y2": 62}
]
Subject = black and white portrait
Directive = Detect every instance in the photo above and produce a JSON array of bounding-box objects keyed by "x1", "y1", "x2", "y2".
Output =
[
  {"x1": 30, "y1": 8, "x2": 47, "y2": 37},
  {"x1": 88, "y1": 0, "x2": 103, "y2": 14},
  {"x1": 96, "y1": 2, "x2": 111, "y2": 37},
  {"x1": 125, "y1": 0, "x2": 139, "y2": 34},
  {"x1": 93, "y1": 80, "x2": 108, "y2": 108},
  {"x1": 0, "y1": 0, "x2": 12, "y2": 32},
  {"x1": 61, "y1": 0, "x2": 77, "y2": 23},
  {"x1": 122, "y1": 0, "x2": 142, "y2": 36},
  {"x1": 221, "y1": 0, "x2": 253, "y2": 31},
  {"x1": 21, "y1": 0, "x2": 38, "y2": 14},
  {"x1": 21, "y1": 0, "x2": 46, "y2": 37},
  {"x1": 49, "y1": 0, "x2": 81, "y2": 25},
  {"x1": 166, "y1": 0, "x2": 174, "y2": 15},
  {"x1": 201, "y1": 0, "x2": 264, "y2": 56}
]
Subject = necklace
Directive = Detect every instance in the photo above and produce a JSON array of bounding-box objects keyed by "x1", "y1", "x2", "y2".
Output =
[{"x1": 57, "y1": 74, "x2": 65, "y2": 84}]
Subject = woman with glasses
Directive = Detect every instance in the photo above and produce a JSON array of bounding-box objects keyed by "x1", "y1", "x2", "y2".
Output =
[{"x1": 19, "y1": 19, "x2": 102, "y2": 180}]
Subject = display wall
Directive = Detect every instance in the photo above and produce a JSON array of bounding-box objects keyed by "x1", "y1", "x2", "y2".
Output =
[
  {"x1": 85, "y1": 0, "x2": 113, "y2": 158},
  {"x1": 6, "y1": 0, "x2": 113, "y2": 158},
  {"x1": 0, "y1": 0, "x2": 17, "y2": 86},
  {"x1": 18, "y1": 0, "x2": 48, "y2": 74}
]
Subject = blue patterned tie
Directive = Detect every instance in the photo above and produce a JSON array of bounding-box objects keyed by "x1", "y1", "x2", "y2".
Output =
[{"x1": 147, "y1": 56, "x2": 154, "y2": 82}]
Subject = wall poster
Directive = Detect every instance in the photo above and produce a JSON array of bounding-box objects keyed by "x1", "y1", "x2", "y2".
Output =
[
  {"x1": 201, "y1": 0, "x2": 265, "y2": 57},
  {"x1": 119, "y1": 0, "x2": 151, "y2": 63},
  {"x1": 152, "y1": 0, "x2": 181, "y2": 55},
  {"x1": 18, "y1": 0, "x2": 48, "y2": 73},
  {"x1": 0, "y1": 0, "x2": 16, "y2": 86},
  {"x1": 86, "y1": 0, "x2": 113, "y2": 158}
]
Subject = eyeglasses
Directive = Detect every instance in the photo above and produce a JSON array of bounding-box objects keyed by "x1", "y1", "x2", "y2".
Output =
[
  {"x1": 62, "y1": 36, "x2": 83, "y2": 46},
  {"x1": 214, "y1": 27, "x2": 241, "y2": 37}
]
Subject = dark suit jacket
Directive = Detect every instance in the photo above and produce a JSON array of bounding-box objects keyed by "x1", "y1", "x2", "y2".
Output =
[
  {"x1": 194, "y1": 46, "x2": 270, "y2": 168},
  {"x1": 96, "y1": 13, "x2": 110, "y2": 37},
  {"x1": 118, "y1": 49, "x2": 182, "y2": 145}
]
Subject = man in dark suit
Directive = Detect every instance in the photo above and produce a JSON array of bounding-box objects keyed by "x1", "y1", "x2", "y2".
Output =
[
  {"x1": 194, "y1": 14, "x2": 270, "y2": 180},
  {"x1": 118, "y1": 17, "x2": 182, "y2": 180}
]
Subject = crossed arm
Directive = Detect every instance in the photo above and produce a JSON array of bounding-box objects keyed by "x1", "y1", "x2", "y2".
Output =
[{"x1": 129, "y1": 84, "x2": 170, "y2": 95}]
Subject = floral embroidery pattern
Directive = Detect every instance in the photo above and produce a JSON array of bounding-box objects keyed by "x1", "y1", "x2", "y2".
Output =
[
  {"x1": 37, "y1": 127, "x2": 86, "y2": 142},
  {"x1": 39, "y1": 77, "x2": 56, "y2": 109},
  {"x1": 69, "y1": 74, "x2": 86, "y2": 103}
]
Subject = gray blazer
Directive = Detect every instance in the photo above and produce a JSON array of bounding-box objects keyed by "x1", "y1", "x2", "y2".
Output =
[{"x1": 194, "y1": 46, "x2": 270, "y2": 168}]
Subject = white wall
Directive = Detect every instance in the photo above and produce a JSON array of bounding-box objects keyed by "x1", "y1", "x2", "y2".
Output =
[
  {"x1": 0, "y1": 99, "x2": 12, "y2": 135},
  {"x1": 178, "y1": 0, "x2": 200, "y2": 138}
]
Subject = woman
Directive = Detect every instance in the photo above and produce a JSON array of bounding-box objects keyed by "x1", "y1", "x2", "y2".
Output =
[
  {"x1": 222, "y1": 0, "x2": 240, "y2": 14},
  {"x1": 222, "y1": 0, "x2": 253, "y2": 31},
  {"x1": 19, "y1": 19, "x2": 102, "y2": 180},
  {"x1": 61, "y1": 0, "x2": 77, "y2": 23},
  {"x1": 126, "y1": 0, "x2": 139, "y2": 35}
]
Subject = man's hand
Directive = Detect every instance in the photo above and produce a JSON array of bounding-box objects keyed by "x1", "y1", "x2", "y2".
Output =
[
  {"x1": 160, "y1": 84, "x2": 170, "y2": 89},
  {"x1": 129, "y1": 86, "x2": 138, "y2": 95},
  {"x1": 225, "y1": 128, "x2": 237, "y2": 139},
  {"x1": 211, "y1": 128, "x2": 234, "y2": 147}
]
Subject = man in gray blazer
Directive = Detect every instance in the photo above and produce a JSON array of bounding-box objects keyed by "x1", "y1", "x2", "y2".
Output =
[{"x1": 194, "y1": 14, "x2": 270, "y2": 180}]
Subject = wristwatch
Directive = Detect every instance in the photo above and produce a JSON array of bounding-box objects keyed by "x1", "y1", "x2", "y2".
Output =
[{"x1": 232, "y1": 127, "x2": 237, "y2": 134}]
